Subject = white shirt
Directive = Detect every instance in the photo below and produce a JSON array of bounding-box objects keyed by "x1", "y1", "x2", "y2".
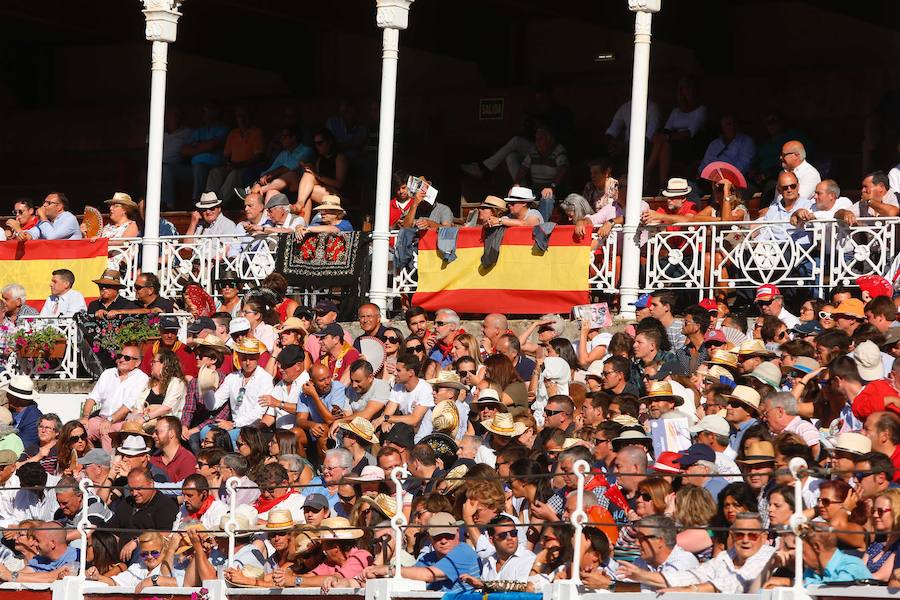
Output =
[
  {"x1": 0, "y1": 474, "x2": 60, "y2": 526},
  {"x1": 88, "y1": 368, "x2": 150, "y2": 417},
  {"x1": 663, "y1": 105, "x2": 708, "y2": 138},
  {"x1": 890, "y1": 165, "x2": 900, "y2": 196},
  {"x1": 256, "y1": 491, "x2": 307, "y2": 525},
  {"x1": 39, "y1": 289, "x2": 87, "y2": 317},
  {"x1": 389, "y1": 379, "x2": 435, "y2": 442},
  {"x1": 172, "y1": 498, "x2": 229, "y2": 532},
  {"x1": 813, "y1": 196, "x2": 853, "y2": 220},
  {"x1": 792, "y1": 160, "x2": 822, "y2": 201},
  {"x1": 269, "y1": 373, "x2": 310, "y2": 429},
  {"x1": 606, "y1": 99, "x2": 661, "y2": 141},
  {"x1": 778, "y1": 307, "x2": 800, "y2": 330},
  {"x1": 715, "y1": 451, "x2": 743, "y2": 483},
  {"x1": 850, "y1": 192, "x2": 900, "y2": 218},
  {"x1": 481, "y1": 546, "x2": 536, "y2": 582},
  {"x1": 664, "y1": 544, "x2": 775, "y2": 594},
  {"x1": 211, "y1": 366, "x2": 274, "y2": 427},
  {"x1": 633, "y1": 545, "x2": 699, "y2": 592}
]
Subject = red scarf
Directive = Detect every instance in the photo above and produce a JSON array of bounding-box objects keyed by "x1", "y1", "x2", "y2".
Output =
[
  {"x1": 187, "y1": 494, "x2": 215, "y2": 520},
  {"x1": 254, "y1": 489, "x2": 297, "y2": 515},
  {"x1": 435, "y1": 329, "x2": 466, "y2": 362}
]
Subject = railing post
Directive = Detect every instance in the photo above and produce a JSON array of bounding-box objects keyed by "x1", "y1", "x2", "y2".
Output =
[
  {"x1": 569, "y1": 459, "x2": 590, "y2": 585},
  {"x1": 788, "y1": 457, "x2": 808, "y2": 592},
  {"x1": 225, "y1": 475, "x2": 239, "y2": 568},
  {"x1": 389, "y1": 464, "x2": 410, "y2": 582},
  {"x1": 76, "y1": 478, "x2": 93, "y2": 578}
]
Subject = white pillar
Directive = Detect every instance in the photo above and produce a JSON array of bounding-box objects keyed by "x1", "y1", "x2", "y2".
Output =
[
  {"x1": 618, "y1": 0, "x2": 660, "y2": 319},
  {"x1": 369, "y1": 0, "x2": 414, "y2": 314},
  {"x1": 140, "y1": 1, "x2": 182, "y2": 274}
]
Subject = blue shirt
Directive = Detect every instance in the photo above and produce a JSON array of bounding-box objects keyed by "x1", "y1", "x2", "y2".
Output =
[
  {"x1": 309, "y1": 215, "x2": 353, "y2": 232},
  {"x1": 296, "y1": 381, "x2": 349, "y2": 423},
  {"x1": 28, "y1": 545, "x2": 79, "y2": 572},
  {"x1": 12, "y1": 404, "x2": 42, "y2": 450},
  {"x1": 187, "y1": 124, "x2": 229, "y2": 166},
  {"x1": 265, "y1": 144, "x2": 314, "y2": 173},
  {"x1": 803, "y1": 549, "x2": 871, "y2": 585},
  {"x1": 728, "y1": 418, "x2": 759, "y2": 455},
  {"x1": 757, "y1": 196, "x2": 814, "y2": 242},
  {"x1": 415, "y1": 542, "x2": 481, "y2": 592},
  {"x1": 302, "y1": 476, "x2": 340, "y2": 509},
  {"x1": 29, "y1": 211, "x2": 82, "y2": 240},
  {"x1": 698, "y1": 132, "x2": 756, "y2": 176}
]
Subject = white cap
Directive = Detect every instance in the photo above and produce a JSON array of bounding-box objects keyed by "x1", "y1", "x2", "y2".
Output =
[
  {"x1": 854, "y1": 341, "x2": 884, "y2": 381},
  {"x1": 229, "y1": 317, "x2": 251, "y2": 335},
  {"x1": 689, "y1": 414, "x2": 730, "y2": 437}
]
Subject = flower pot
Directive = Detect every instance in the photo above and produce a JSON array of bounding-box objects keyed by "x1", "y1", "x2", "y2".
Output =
[{"x1": 19, "y1": 339, "x2": 66, "y2": 359}]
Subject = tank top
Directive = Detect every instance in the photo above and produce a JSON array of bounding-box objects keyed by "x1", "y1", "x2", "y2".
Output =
[{"x1": 317, "y1": 153, "x2": 338, "y2": 180}]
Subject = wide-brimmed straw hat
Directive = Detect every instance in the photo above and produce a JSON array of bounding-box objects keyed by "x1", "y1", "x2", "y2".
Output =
[
  {"x1": 111, "y1": 421, "x2": 154, "y2": 446},
  {"x1": 313, "y1": 195, "x2": 346, "y2": 214},
  {"x1": 276, "y1": 317, "x2": 309, "y2": 335},
  {"x1": 234, "y1": 337, "x2": 262, "y2": 355},
  {"x1": 361, "y1": 494, "x2": 398, "y2": 519},
  {"x1": 705, "y1": 349, "x2": 739, "y2": 370},
  {"x1": 833, "y1": 432, "x2": 871, "y2": 456},
  {"x1": 737, "y1": 339, "x2": 775, "y2": 359},
  {"x1": 431, "y1": 400, "x2": 460, "y2": 434},
  {"x1": 195, "y1": 334, "x2": 230, "y2": 354},
  {"x1": 261, "y1": 509, "x2": 296, "y2": 532},
  {"x1": 92, "y1": 269, "x2": 125, "y2": 288},
  {"x1": 440, "y1": 464, "x2": 469, "y2": 494},
  {"x1": 482, "y1": 413, "x2": 526, "y2": 437},
  {"x1": 737, "y1": 441, "x2": 776, "y2": 465},
  {"x1": 479, "y1": 196, "x2": 508, "y2": 213},
  {"x1": 427, "y1": 371, "x2": 468, "y2": 391},
  {"x1": 318, "y1": 517, "x2": 364, "y2": 540},
  {"x1": 105, "y1": 192, "x2": 138, "y2": 210},
  {"x1": 640, "y1": 381, "x2": 684, "y2": 407},
  {"x1": 612, "y1": 429, "x2": 653, "y2": 452},
  {"x1": 196, "y1": 192, "x2": 222, "y2": 210},
  {"x1": 338, "y1": 417, "x2": 379, "y2": 445},
  {"x1": 723, "y1": 385, "x2": 761, "y2": 412}
]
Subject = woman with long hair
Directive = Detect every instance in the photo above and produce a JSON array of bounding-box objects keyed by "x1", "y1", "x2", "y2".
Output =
[
  {"x1": 131, "y1": 349, "x2": 187, "y2": 423},
  {"x1": 674, "y1": 485, "x2": 716, "y2": 561},
  {"x1": 379, "y1": 327, "x2": 404, "y2": 382},
  {"x1": 816, "y1": 479, "x2": 868, "y2": 554},
  {"x1": 509, "y1": 458, "x2": 555, "y2": 528},
  {"x1": 451, "y1": 333, "x2": 481, "y2": 364},
  {"x1": 55, "y1": 420, "x2": 89, "y2": 475},
  {"x1": 262, "y1": 273, "x2": 298, "y2": 324},
  {"x1": 236, "y1": 426, "x2": 269, "y2": 479},
  {"x1": 200, "y1": 426, "x2": 234, "y2": 453},
  {"x1": 866, "y1": 489, "x2": 900, "y2": 580},
  {"x1": 711, "y1": 482, "x2": 758, "y2": 556},
  {"x1": 528, "y1": 523, "x2": 574, "y2": 590},
  {"x1": 548, "y1": 337, "x2": 580, "y2": 378},
  {"x1": 87, "y1": 530, "x2": 127, "y2": 577},
  {"x1": 241, "y1": 298, "x2": 277, "y2": 353},
  {"x1": 483, "y1": 354, "x2": 528, "y2": 411}
]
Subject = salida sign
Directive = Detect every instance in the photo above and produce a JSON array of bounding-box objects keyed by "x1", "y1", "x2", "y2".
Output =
[{"x1": 478, "y1": 98, "x2": 504, "y2": 120}]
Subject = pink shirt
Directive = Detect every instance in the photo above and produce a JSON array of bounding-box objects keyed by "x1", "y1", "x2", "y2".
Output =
[
  {"x1": 783, "y1": 416, "x2": 819, "y2": 448},
  {"x1": 311, "y1": 547, "x2": 373, "y2": 578}
]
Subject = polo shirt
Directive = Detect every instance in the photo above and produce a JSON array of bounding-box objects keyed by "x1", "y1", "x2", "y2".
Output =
[
  {"x1": 521, "y1": 144, "x2": 569, "y2": 189},
  {"x1": 28, "y1": 546, "x2": 79, "y2": 572},
  {"x1": 757, "y1": 196, "x2": 815, "y2": 242},
  {"x1": 197, "y1": 214, "x2": 239, "y2": 236},
  {"x1": 803, "y1": 549, "x2": 871, "y2": 585},
  {"x1": 187, "y1": 124, "x2": 229, "y2": 166},
  {"x1": 149, "y1": 445, "x2": 197, "y2": 483},
  {"x1": 311, "y1": 547, "x2": 372, "y2": 578},
  {"x1": 345, "y1": 378, "x2": 390, "y2": 413},
  {"x1": 87, "y1": 295, "x2": 137, "y2": 315},
  {"x1": 297, "y1": 381, "x2": 349, "y2": 424},
  {"x1": 783, "y1": 416, "x2": 819, "y2": 449},
  {"x1": 265, "y1": 144, "x2": 314, "y2": 173},
  {"x1": 415, "y1": 543, "x2": 481, "y2": 592},
  {"x1": 633, "y1": 545, "x2": 699, "y2": 592},
  {"x1": 514, "y1": 355, "x2": 536, "y2": 381}
]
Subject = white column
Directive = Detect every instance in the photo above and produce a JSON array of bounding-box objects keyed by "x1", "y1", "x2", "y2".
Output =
[
  {"x1": 140, "y1": 1, "x2": 182, "y2": 274},
  {"x1": 369, "y1": 0, "x2": 414, "y2": 314},
  {"x1": 618, "y1": 0, "x2": 660, "y2": 319}
]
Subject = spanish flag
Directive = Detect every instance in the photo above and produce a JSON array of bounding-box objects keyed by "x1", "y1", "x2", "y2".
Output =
[
  {"x1": 413, "y1": 226, "x2": 592, "y2": 314},
  {"x1": 0, "y1": 240, "x2": 109, "y2": 309}
]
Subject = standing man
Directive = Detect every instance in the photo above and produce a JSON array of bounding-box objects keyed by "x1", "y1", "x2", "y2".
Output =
[
  {"x1": 39, "y1": 269, "x2": 86, "y2": 317},
  {"x1": 23, "y1": 193, "x2": 82, "y2": 240},
  {"x1": 777, "y1": 140, "x2": 820, "y2": 202}
]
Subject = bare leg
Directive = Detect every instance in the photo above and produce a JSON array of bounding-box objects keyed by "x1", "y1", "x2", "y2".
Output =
[{"x1": 296, "y1": 171, "x2": 317, "y2": 208}]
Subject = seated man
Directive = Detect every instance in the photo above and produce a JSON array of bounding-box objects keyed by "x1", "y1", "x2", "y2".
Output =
[
  {"x1": 187, "y1": 193, "x2": 239, "y2": 237},
  {"x1": 22, "y1": 193, "x2": 82, "y2": 241},
  {"x1": 836, "y1": 170, "x2": 900, "y2": 226},
  {"x1": 87, "y1": 269, "x2": 137, "y2": 317},
  {"x1": 1, "y1": 283, "x2": 38, "y2": 326},
  {"x1": 497, "y1": 186, "x2": 543, "y2": 227},
  {"x1": 295, "y1": 195, "x2": 353, "y2": 235},
  {"x1": 296, "y1": 364, "x2": 349, "y2": 459},
  {"x1": 208, "y1": 337, "x2": 274, "y2": 444},
  {"x1": 238, "y1": 126, "x2": 313, "y2": 200},
  {"x1": 39, "y1": 269, "x2": 86, "y2": 317},
  {"x1": 260, "y1": 193, "x2": 302, "y2": 234},
  {"x1": 697, "y1": 113, "x2": 756, "y2": 177},
  {"x1": 53, "y1": 475, "x2": 113, "y2": 541},
  {"x1": 765, "y1": 520, "x2": 870, "y2": 587},
  {"x1": 107, "y1": 273, "x2": 175, "y2": 316},
  {"x1": 514, "y1": 124, "x2": 569, "y2": 221},
  {"x1": 0, "y1": 521, "x2": 78, "y2": 583},
  {"x1": 754, "y1": 170, "x2": 814, "y2": 242},
  {"x1": 234, "y1": 192, "x2": 272, "y2": 239},
  {"x1": 616, "y1": 515, "x2": 699, "y2": 592},
  {"x1": 139, "y1": 316, "x2": 198, "y2": 379},
  {"x1": 204, "y1": 104, "x2": 265, "y2": 206},
  {"x1": 81, "y1": 344, "x2": 150, "y2": 450}
]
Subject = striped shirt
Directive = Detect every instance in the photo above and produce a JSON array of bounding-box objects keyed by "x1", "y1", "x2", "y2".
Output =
[{"x1": 521, "y1": 145, "x2": 569, "y2": 189}]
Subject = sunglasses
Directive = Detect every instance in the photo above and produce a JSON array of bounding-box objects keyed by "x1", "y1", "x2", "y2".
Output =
[
  {"x1": 816, "y1": 497, "x2": 837, "y2": 508},
  {"x1": 854, "y1": 471, "x2": 874, "y2": 481},
  {"x1": 635, "y1": 532, "x2": 659, "y2": 543},
  {"x1": 407, "y1": 344, "x2": 424, "y2": 352},
  {"x1": 68, "y1": 432, "x2": 88, "y2": 444},
  {"x1": 140, "y1": 550, "x2": 162, "y2": 559},
  {"x1": 382, "y1": 336, "x2": 399, "y2": 343},
  {"x1": 216, "y1": 282, "x2": 238, "y2": 289},
  {"x1": 544, "y1": 409, "x2": 565, "y2": 417},
  {"x1": 457, "y1": 369, "x2": 474, "y2": 377},
  {"x1": 638, "y1": 492, "x2": 653, "y2": 503},
  {"x1": 116, "y1": 354, "x2": 139, "y2": 361},
  {"x1": 594, "y1": 438, "x2": 610, "y2": 445},
  {"x1": 296, "y1": 312, "x2": 314, "y2": 320},
  {"x1": 756, "y1": 299, "x2": 774, "y2": 307},
  {"x1": 776, "y1": 330, "x2": 788, "y2": 340},
  {"x1": 819, "y1": 311, "x2": 833, "y2": 320},
  {"x1": 779, "y1": 183, "x2": 798, "y2": 191},
  {"x1": 732, "y1": 530, "x2": 761, "y2": 541},
  {"x1": 339, "y1": 494, "x2": 356, "y2": 503},
  {"x1": 493, "y1": 530, "x2": 518, "y2": 541},
  {"x1": 432, "y1": 533, "x2": 456, "y2": 542},
  {"x1": 434, "y1": 321, "x2": 450, "y2": 327},
  {"x1": 14, "y1": 210, "x2": 27, "y2": 215},
  {"x1": 134, "y1": 284, "x2": 153, "y2": 290},
  {"x1": 197, "y1": 461, "x2": 210, "y2": 468},
  {"x1": 874, "y1": 507, "x2": 893, "y2": 517}
]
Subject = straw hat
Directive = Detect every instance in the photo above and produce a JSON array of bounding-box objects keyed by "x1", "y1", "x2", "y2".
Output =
[
  {"x1": 833, "y1": 432, "x2": 872, "y2": 456},
  {"x1": 5, "y1": 375, "x2": 35, "y2": 402},
  {"x1": 724, "y1": 385, "x2": 761, "y2": 412},
  {"x1": 338, "y1": 417, "x2": 379, "y2": 445},
  {"x1": 111, "y1": 420, "x2": 154, "y2": 446},
  {"x1": 737, "y1": 339, "x2": 774, "y2": 359},
  {"x1": 431, "y1": 400, "x2": 460, "y2": 434},
  {"x1": 640, "y1": 381, "x2": 684, "y2": 407},
  {"x1": 472, "y1": 388, "x2": 503, "y2": 408},
  {"x1": 704, "y1": 365, "x2": 735, "y2": 384},
  {"x1": 505, "y1": 185, "x2": 537, "y2": 205},
  {"x1": 234, "y1": 337, "x2": 262, "y2": 355},
  {"x1": 195, "y1": 334, "x2": 229, "y2": 354},
  {"x1": 737, "y1": 441, "x2": 776, "y2": 465},
  {"x1": 175, "y1": 522, "x2": 207, "y2": 555},
  {"x1": 215, "y1": 511, "x2": 257, "y2": 538},
  {"x1": 790, "y1": 356, "x2": 820, "y2": 375},
  {"x1": 196, "y1": 192, "x2": 222, "y2": 210},
  {"x1": 318, "y1": 517, "x2": 364, "y2": 540},
  {"x1": 611, "y1": 429, "x2": 653, "y2": 452},
  {"x1": 427, "y1": 370, "x2": 468, "y2": 391},
  {"x1": 261, "y1": 509, "x2": 296, "y2": 532},
  {"x1": 92, "y1": 269, "x2": 125, "y2": 288},
  {"x1": 294, "y1": 529, "x2": 320, "y2": 554},
  {"x1": 611, "y1": 414, "x2": 640, "y2": 427},
  {"x1": 313, "y1": 195, "x2": 346, "y2": 214},
  {"x1": 116, "y1": 435, "x2": 151, "y2": 456},
  {"x1": 705, "y1": 349, "x2": 739, "y2": 370},
  {"x1": 197, "y1": 366, "x2": 220, "y2": 394},
  {"x1": 276, "y1": 317, "x2": 308, "y2": 335},
  {"x1": 479, "y1": 195, "x2": 508, "y2": 213},
  {"x1": 105, "y1": 192, "x2": 138, "y2": 210},
  {"x1": 361, "y1": 494, "x2": 398, "y2": 519},
  {"x1": 481, "y1": 413, "x2": 526, "y2": 437},
  {"x1": 440, "y1": 464, "x2": 469, "y2": 494}
]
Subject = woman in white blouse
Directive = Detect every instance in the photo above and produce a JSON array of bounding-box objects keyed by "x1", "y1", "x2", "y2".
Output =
[{"x1": 130, "y1": 349, "x2": 187, "y2": 425}]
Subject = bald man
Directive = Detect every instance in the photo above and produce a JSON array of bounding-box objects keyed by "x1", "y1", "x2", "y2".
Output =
[
  {"x1": 296, "y1": 363, "x2": 349, "y2": 459},
  {"x1": 757, "y1": 171, "x2": 814, "y2": 242},
  {"x1": 481, "y1": 313, "x2": 509, "y2": 355},
  {"x1": 777, "y1": 140, "x2": 820, "y2": 203},
  {"x1": 0, "y1": 521, "x2": 79, "y2": 582}
]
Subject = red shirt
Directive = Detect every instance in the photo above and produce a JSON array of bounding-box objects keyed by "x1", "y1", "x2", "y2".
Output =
[
  {"x1": 141, "y1": 342, "x2": 199, "y2": 379},
  {"x1": 320, "y1": 343, "x2": 360, "y2": 381},
  {"x1": 851, "y1": 379, "x2": 899, "y2": 421},
  {"x1": 657, "y1": 201, "x2": 697, "y2": 249},
  {"x1": 891, "y1": 446, "x2": 900, "y2": 483},
  {"x1": 149, "y1": 445, "x2": 197, "y2": 483}
]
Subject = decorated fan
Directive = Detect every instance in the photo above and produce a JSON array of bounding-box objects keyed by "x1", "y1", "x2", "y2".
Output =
[
  {"x1": 82, "y1": 205, "x2": 103, "y2": 238},
  {"x1": 722, "y1": 326, "x2": 748, "y2": 349},
  {"x1": 357, "y1": 336, "x2": 386, "y2": 375}
]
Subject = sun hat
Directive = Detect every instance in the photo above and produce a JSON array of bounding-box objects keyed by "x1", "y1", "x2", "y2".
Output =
[
  {"x1": 345, "y1": 465, "x2": 385, "y2": 483},
  {"x1": 234, "y1": 337, "x2": 262, "y2": 355},
  {"x1": 704, "y1": 365, "x2": 736, "y2": 385},
  {"x1": 690, "y1": 414, "x2": 730, "y2": 437},
  {"x1": 420, "y1": 433, "x2": 459, "y2": 466},
  {"x1": 737, "y1": 441, "x2": 776, "y2": 465},
  {"x1": 197, "y1": 366, "x2": 220, "y2": 394},
  {"x1": 748, "y1": 362, "x2": 782, "y2": 389},
  {"x1": 0, "y1": 407, "x2": 13, "y2": 427},
  {"x1": 755, "y1": 284, "x2": 782, "y2": 301},
  {"x1": 652, "y1": 451, "x2": 684, "y2": 474},
  {"x1": 833, "y1": 298, "x2": 866, "y2": 320},
  {"x1": 5, "y1": 375, "x2": 34, "y2": 402},
  {"x1": 723, "y1": 385, "x2": 761, "y2": 412},
  {"x1": 883, "y1": 327, "x2": 900, "y2": 348},
  {"x1": 482, "y1": 413, "x2": 526, "y2": 437},
  {"x1": 640, "y1": 381, "x2": 684, "y2": 407},
  {"x1": 360, "y1": 494, "x2": 398, "y2": 519},
  {"x1": 105, "y1": 192, "x2": 138, "y2": 210},
  {"x1": 262, "y1": 509, "x2": 296, "y2": 532},
  {"x1": 737, "y1": 339, "x2": 774, "y2": 359},
  {"x1": 854, "y1": 341, "x2": 884, "y2": 381},
  {"x1": 612, "y1": 428, "x2": 653, "y2": 452},
  {"x1": 294, "y1": 529, "x2": 321, "y2": 554},
  {"x1": 505, "y1": 185, "x2": 537, "y2": 204},
  {"x1": 111, "y1": 420, "x2": 154, "y2": 445},
  {"x1": 195, "y1": 334, "x2": 229, "y2": 354},
  {"x1": 440, "y1": 464, "x2": 469, "y2": 495},
  {"x1": 318, "y1": 517, "x2": 364, "y2": 540},
  {"x1": 0, "y1": 450, "x2": 16, "y2": 467},
  {"x1": 215, "y1": 512, "x2": 256, "y2": 538},
  {"x1": 427, "y1": 371, "x2": 468, "y2": 391},
  {"x1": 661, "y1": 177, "x2": 692, "y2": 197},
  {"x1": 790, "y1": 356, "x2": 820, "y2": 375},
  {"x1": 92, "y1": 269, "x2": 125, "y2": 288},
  {"x1": 611, "y1": 415, "x2": 640, "y2": 427},
  {"x1": 584, "y1": 361, "x2": 605, "y2": 381},
  {"x1": 117, "y1": 435, "x2": 151, "y2": 456},
  {"x1": 472, "y1": 388, "x2": 503, "y2": 408},
  {"x1": 313, "y1": 195, "x2": 346, "y2": 214},
  {"x1": 426, "y1": 512, "x2": 459, "y2": 538},
  {"x1": 196, "y1": 192, "x2": 222, "y2": 210},
  {"x1": 228, "y1": 317, "x2": 251, "y2": 335},
  {"x1": 705, "y1": 349, "x2": 739, "y2": 370},
  {"x1": 479, "y1": 196, "x2": 508, "y2": 213},
  {"x1": 338, "y1": 417, "x2": 379, "y2": 445},
  {"x1": 276, "y1": 317, "x2": 308, "y2": 335},
  {"x1": 431, "y1": 400, "x2": 460, "y2": 434},
  {"x1": 833, "y1": 432, "x2": 872, "y2": 456}
]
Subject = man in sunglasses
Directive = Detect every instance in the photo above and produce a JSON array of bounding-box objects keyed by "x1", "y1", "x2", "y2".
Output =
[
  {"x1": 87, "y1": 269, "x2": 136, "y2": 318},
  {"x1": 186, "y1": 192, "x2": 238, "y2": 237},
  {"x1": 464, "y1": 515, "x2": 535, "y2": 585},
  {"x1": 756, "y1": 170, "x2": 814, "y2": 244},
  {"x1": 82, "y1": 344, "x2": 150, "y2": 449},
  {"x1": 777, "y1": 140, "x2": 819, "y2": 202},
  {"x1": 616, "y1": 515, "x2": 698, "y2": 592},
  {"x1": 755, "y1": 283, "x2": 799, "y2": 329}
]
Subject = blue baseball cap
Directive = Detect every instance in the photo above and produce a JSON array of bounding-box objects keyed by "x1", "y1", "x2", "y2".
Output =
[{"x1": 630, "y1": 294, "x2": 651, "y2": 310}]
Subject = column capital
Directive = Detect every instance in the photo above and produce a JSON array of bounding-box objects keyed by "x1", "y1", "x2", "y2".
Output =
[
  {"x1": 628, "y1": 0, "x2": 661, "y2": 13},
  {"x1": 141, "y1": 0, "x2": 183, "y2": 43},
  {"x1": 376, "y1": 0, "x2": 414, "y2": 30}
]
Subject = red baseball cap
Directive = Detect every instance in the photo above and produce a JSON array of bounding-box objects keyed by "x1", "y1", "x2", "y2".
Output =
[
  {"x1": 652, "y1": 451, "x2": 683, "y2": 474},
  {"x1": 703, "y1": 329, "x2": 727, "y2": 345},
  {"x1": 857, "y1": 275, "x2": 893, "y2": 300},
  {"x1": 755, "y1": 284, "x2": 781, "y2": 301},
  {"x1": 699, "y1": 298, "x2": 718, "y2": 313}
]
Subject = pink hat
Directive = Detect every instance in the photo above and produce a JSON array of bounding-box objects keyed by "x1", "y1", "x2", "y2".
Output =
[
  {"x1": 703, "y1": 329, "x2": 727, "y2": 345},
  {"x1": 755, "y1": 284, "x2": 781, "y2": 301}
]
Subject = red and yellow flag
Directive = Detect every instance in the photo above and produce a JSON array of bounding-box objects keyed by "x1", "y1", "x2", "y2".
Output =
[
  {"x1": 0, "y1": 240, "x2": 109, "y2": 309},
  {"x1": 413, "y1": 226, "x2": 592, "y2": 314}
]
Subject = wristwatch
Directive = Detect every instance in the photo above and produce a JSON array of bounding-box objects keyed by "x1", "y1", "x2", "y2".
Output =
[
  {"x1": 151, "y1": 574, "x2": 159, "y2": 586},
  {"x1": 106, "y1": 416, "x2": 114, "y2": 423},
  {"x1": 294, "y1": 576, "x2": 303, "y2": 587}
]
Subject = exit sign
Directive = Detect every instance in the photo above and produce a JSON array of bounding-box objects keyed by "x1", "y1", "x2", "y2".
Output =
[{"x1": 479, "y1": 98, "x2": 504, "y2": 120}]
